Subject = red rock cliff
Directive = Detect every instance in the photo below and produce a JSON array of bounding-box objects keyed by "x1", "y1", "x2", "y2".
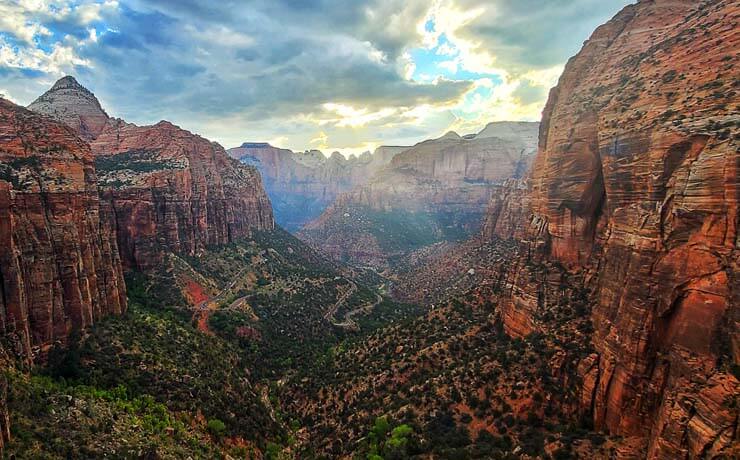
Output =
[
  {"x1": 91, "y1": 120, "x2": 274, "y2": 269},
  {"x1": 0, "y1": 98, "x2": 126, "y2": 360},
  {"x1": 29, "y1": 78, "x2": 275, "y2": 270},
  {"x1": 487, "y1": 0, "x2": 739, "y2": 457}
]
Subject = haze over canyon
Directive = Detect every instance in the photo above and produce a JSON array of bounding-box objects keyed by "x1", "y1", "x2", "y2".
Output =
[{"x1": 0, "y1": 1, "x2": 737, "y2": 459}]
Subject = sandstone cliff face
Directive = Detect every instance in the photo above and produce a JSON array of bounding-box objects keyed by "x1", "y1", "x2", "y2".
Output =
[
  {"x1": 486, "y1": 0, "x2": 739, "y2": 457},
  {"x1": 299, "y1": 123, "x2": 539, "y2": 268},
  {"x1": 0, "y1": 98, "x2": 127, "y2": 360},
  {"x1": 228, "y1": 143, "x2": 408, "y2": 230},
  {"x1": 29, "y1": 78, "x2": 274, "y2": 270},
  {"x1": 91, "y1": 121, "x2": 274, "y2": 269}
]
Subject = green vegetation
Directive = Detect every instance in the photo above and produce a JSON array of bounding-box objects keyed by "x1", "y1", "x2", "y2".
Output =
[
  {"x1": 6, "y1": 229, "x2": 613, "y2": 459},
  {"x1": 45, "y1": 299, "x2": 281, "y2": 443},
  {"x1": 183, "y1": 228, "x2": 426, "y2": 379},
  {"x1": 360, "y1": 208, "x2": 475, "y2": 253},
  {"x1": 280, "y1": 242, "x2": 610, "y2": 458},
  {"x1": 5, "y1": 372, "x2": 223, "y2": 459},
  {"x1": 94, "y1": 149, "x2": 183, "y2": 174},
  {"x1": 207, "y1": 419, "x2": 227, "y2": 437},
  {"x1": 361, "y1": 417, "x2": 418, "y2": 460}
]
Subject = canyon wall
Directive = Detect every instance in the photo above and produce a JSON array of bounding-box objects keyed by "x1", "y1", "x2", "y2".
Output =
[
  {"x1": 228, "y1": 143, "x2": 408, "y2": 230},
  {"x1": 486, "y1": 0, "x2": 738, "y2": 457},
  {"x1": 30, "y1": 77, "x2": 274, "y2": 270},
  {"x1": 91, "y1": 121, "x2": 274, "y2": 269},
  {"x1": 354, "y1": 126, "x2": 538, "y2": 213},
  {"x1": 299, "y1": 123, "x2": 539, "y2": 268},
  {"x1": 0, "y1": 98, "x2": 127, "y2": 360}
]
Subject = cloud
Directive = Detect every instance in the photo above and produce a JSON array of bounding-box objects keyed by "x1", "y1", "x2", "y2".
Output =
[{"x1": 0, "y1": 0, "x2": 633, "y2": 155}]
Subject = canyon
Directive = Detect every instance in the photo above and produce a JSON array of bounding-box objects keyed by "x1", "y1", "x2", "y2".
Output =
[
  {"x1": 299, "y1": 122, "x2": 539, "y2": 268},
  {"x1": 398, "y1": 0, "x2": 739, "y2": 457},
  {"x1": 228, "y1": 143, "x2": 408, "y2": 231},
  {"x1": 0, "y1": 0, "x2": 737, "y2": 458}
]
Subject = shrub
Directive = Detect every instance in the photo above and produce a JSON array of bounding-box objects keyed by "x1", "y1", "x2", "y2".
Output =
[{"x1": 207, "y1": 418, "x2": 226, "y2": 437}]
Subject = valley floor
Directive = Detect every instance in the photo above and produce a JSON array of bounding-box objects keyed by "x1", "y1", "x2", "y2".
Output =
[{"x1": 4, "y1": 229, "x2": 625, "y2": 459}]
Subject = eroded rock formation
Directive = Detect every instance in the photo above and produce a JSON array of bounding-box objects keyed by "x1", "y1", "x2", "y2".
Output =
[
  {"x1": 228, "y1": 143, "x2": 408, "y2": 230},
  {"x1": 299, "y1": 123, "x2": 539, "y2": 268},
  {"x1": 29, "y1": 77, "x2": 274, "y2": 270},
  {"x1": 0, "y1": 98, "x2": 127, "y2": 360},
  {"x1": 91, "y1": 120, "x2": 274, "y2": 269},
  {"x1": 28, "y1": 76, "x2": 110, "y2": 141},
  {"x1": 485, "y1": 0, "x2": 739, "y2": 457}
]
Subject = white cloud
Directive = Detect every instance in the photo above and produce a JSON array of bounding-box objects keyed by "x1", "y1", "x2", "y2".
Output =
[
  {"x1": 0, "y1": 39, "x2": 91, "y2": 74},
  {"x1": 322, "y1": 103, "x2": 398, "y2": 128},
  {"x1": 0, "y1": 2, "x2": 51, "y2": 44},
  {"x1": 310, "y1": 131, "x2": 329, "y2": 149},
  {"x1": 185, "y1": 24, "x2": 254, "y2": 47}
]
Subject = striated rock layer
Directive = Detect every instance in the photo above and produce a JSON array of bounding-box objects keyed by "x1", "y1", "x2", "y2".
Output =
[
  {"x1": 228, "y1": 143, "x2": 409, "y2": 230},
  {"x1": 299, "y1": 123, "x2": 539, "y2": 267},
  {"x1": 29, "y1": 77, "x2": 274, "y2": 270},
  {"x1": 91, "y1": 120, "x2": 274, "y2": 269},
  {"x1": 485, "y1": 0, "x2": 739, "y2": 457},
  {"x1": 27, "y1": 76, "x2": 110, "y2": 141},
  {"x1": 0, "y1": 98, "x2": 126, "y2": 360}
]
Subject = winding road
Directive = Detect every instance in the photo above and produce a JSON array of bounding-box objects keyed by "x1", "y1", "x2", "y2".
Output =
[
  {"x1": 324, "y1": 279, "x2": 383, "y2": 331},
  {"x1": 193, "y1": 267, "x2": 249, "y2": 335}
]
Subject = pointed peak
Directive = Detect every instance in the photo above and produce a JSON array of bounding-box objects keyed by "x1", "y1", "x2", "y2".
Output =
[
  {"x1": 155, "y1": 120, "x2": 177, "y2": 128},
  {"x1": 28, "y1": 75, "x2": 110, "y2": 140},
  {"x1": 439, "y1": 131, "x2": 461, "y2": 140},
  {"x1": 51, "y1": 75, "x2": 85, "y2": 91}
]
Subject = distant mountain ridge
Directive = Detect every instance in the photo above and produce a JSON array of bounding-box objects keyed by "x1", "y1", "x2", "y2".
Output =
[
  {"x1": 298, "y1": 121, "x2": 540, "y2": 268},
  {"x1": 228, "y1": 142, "x2": 410, "y2": 230}
]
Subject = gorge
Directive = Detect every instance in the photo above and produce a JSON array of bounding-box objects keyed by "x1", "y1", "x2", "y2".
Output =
[{"x1": 0, "y1": 0, "x2": 737, "y2": 459}]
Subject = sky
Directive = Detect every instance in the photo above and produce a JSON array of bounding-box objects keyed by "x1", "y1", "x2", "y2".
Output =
[{"x1": 0, "y1": 0, "x2": 633, "y2": 156}]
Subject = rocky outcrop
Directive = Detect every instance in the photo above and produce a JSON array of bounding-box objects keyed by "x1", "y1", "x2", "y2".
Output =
[
  {"x1": 228, "y1": 143, "x2": 408, "y2": 230},
  {"x1": 485, "y1": 0, "x2": 739, "y2": 457},
  {"x1": 29, "y1": 78, "x2": 274, "y2": 270},
  {"x1": 0, "y1": 349, "x2": 10, "y2": 455},
  {"x1": 299, "y1": 123, "x2": 539, "y2": 268},
  {"x1": 27, "y1": 76, "x2": 110, "y2": 141},
  {"x1": 0, "y1": 98, "x2": 127, "y2": 360},
  {"x1": 91, "y1": 121, "x2": 274, "y2": 269}
]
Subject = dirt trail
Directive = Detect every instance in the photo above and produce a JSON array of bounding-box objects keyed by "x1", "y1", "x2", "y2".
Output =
[{"x1": 332, "y1": 293, "x2": 383, "y2": 330}]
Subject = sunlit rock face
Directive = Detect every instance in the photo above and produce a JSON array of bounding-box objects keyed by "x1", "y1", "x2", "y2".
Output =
[
  {"x1": 0, "y1": 98, "x2": 126, "y2": 360},
  {"x1": 485, "y1": 0, "x2": 739, "y2": 457},
  {"x1": 29, "y1": 77, "x2": 274, "y2": 270},
  {"x1": 228, "y1": 143, "x2": 409, "y2": 231},
  {"x1": 299, "y1": 122, "x2": 540, "y2": 268}
]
